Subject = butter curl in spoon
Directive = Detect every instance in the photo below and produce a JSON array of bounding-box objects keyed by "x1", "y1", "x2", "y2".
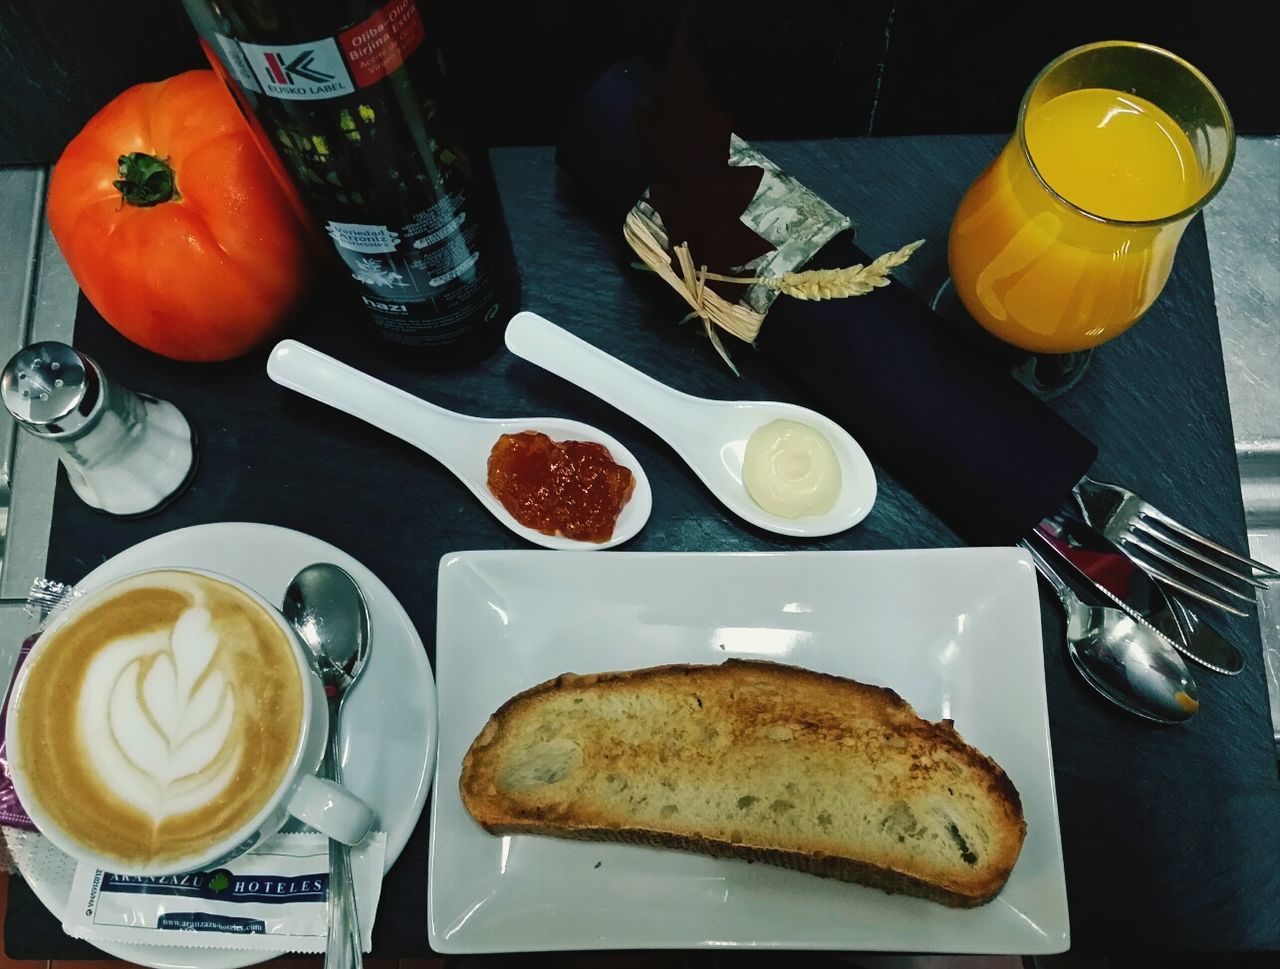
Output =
[{"x1": 743, "y1": 419, "x2": 841, "y2": 519}]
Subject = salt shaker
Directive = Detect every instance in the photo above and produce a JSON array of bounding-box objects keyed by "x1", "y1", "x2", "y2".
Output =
[{"x1": 1, "y1": 342, "x2": 196, "y2": 516}]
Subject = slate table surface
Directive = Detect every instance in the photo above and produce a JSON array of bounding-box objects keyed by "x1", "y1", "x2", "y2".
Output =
[{"x1": 7, "y1": 136, "x2": 1279, "y2": 957}]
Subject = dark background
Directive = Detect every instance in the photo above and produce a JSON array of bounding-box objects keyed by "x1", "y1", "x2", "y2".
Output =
[{"x1": 1, "y1": 0, "x2": 1276, "y2": 166}]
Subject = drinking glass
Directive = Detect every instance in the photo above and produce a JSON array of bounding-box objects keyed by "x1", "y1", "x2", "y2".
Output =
[{"x1": 947, "y1": 41, "x2": 1234, "y2": 366}]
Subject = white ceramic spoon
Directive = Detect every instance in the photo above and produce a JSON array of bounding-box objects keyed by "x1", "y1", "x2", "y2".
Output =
[
  {"x1": 505, "y1": 312, "x2": 876, "y2": 538},
  {"x1": 267, "y1": 340, "x2": 652, "y2": 550}
]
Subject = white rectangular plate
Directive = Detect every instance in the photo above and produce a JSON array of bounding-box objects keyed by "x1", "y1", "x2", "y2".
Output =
[{"x1": 428, "y1": 549, "x2": 1068, "y2": 954}]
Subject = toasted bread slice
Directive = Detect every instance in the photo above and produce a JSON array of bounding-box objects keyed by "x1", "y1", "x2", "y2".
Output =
[{"x1": 460, "y1": 660, "x2": 1026, "y2": 907}]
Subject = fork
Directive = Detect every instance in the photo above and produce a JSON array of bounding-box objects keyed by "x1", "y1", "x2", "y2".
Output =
[{"x1": 1074, "y1": 475, "x2": 1279, "y2": 616}]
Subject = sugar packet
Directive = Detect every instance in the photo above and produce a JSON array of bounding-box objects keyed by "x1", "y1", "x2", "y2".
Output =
[
  {"x1": 0, "y1": 635, "x2": 40, "y2": 834},
  {"x1": 62, "y1": 832, "x2": 386, "y2": 953},
  {"x1": 3, "y1": 580, "x2": 90, "y2": 840}
]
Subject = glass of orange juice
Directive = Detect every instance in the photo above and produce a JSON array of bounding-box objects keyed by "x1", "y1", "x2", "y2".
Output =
[{"x1": 947, "y1": 41, "x2": 1234, "y2": 367}]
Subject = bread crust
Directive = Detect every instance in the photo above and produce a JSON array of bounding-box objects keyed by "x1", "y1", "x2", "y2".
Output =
[{"x1": 460, "y1": 660, "x2": 1027, "y2": 908}]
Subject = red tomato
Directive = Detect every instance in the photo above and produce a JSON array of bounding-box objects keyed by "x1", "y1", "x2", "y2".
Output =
[{"x1": 47, "y1": 70, "x2": 318, "y2": 362}]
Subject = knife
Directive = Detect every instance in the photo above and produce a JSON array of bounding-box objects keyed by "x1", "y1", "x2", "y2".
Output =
[{"x1": 1033, "y1": 508, "x2": 1245, "y2": 675}]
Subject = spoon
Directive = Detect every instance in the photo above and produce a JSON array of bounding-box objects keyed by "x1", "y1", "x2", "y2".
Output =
[
  {"x1": 283, "y1": 563, "x2": 373, "y2": 969},
  {"x1": 268, "y1": 340, "x2": 652, "y2": 550},
  {"x1": 505, "y1": 312, "x2": 876, "y2": 538},
  {"x1": 1022, "y1": 537, "x2": 1199, "y2": 723}
]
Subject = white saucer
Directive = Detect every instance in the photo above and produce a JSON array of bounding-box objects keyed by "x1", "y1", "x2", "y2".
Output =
[{"x1": 2, "y1": 522, "x2": 438, "y2": 969}]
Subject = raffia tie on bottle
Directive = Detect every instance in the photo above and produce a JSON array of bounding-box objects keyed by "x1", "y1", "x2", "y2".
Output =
[{"x1": 624, "y1": 209, "x2": 923, "y2": 375}]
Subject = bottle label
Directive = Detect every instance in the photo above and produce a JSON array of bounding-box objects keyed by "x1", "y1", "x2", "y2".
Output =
[
  {"x1": 237, "y1": 37, "x2": 356, "y2": 100},
  {"x1": 338, "y1": 0, "x2": 426, "y2": 88},
  {"x1": 324, "y1": 223, "x2": 400, "y2": 254},
  {"x1": 221, "y1": 0, "x2": 425, "y2": 101},
  {"x1": 326, "y1": 190, "x2": 499, "y2": 345}
]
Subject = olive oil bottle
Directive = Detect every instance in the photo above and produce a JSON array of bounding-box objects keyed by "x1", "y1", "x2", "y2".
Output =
[{"x1": 182, "y1": 0, "x2": 517, "y2": 367}]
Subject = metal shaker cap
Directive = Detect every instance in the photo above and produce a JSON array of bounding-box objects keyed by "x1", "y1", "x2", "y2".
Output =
[{"x1": 1, "y1": 342, "x2": 101, "y2": 437}]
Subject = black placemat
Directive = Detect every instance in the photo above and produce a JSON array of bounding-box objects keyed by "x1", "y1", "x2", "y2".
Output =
[{"x1": 7, "y1": 137, "x2": 1278, "y2": 957}]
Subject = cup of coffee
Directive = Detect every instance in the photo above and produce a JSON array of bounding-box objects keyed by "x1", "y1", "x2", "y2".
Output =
[{"x1": 7, "y1": 567, "x2": 374, "y2": 875}]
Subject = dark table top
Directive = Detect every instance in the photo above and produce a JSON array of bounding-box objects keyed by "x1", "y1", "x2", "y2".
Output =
[{"x1": 7, "y1": 135, "x2": 1280, "y2": 958}]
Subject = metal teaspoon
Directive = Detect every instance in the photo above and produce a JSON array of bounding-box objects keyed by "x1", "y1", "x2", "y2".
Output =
[
  {"x1": 284, "y1": 563, "x2": 373, "y2": 969},
  {"x1": 1023, "y1": 537, "x2": 1199, "y2": 723}
]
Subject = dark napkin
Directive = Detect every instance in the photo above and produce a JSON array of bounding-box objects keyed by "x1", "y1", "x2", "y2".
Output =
[
  {"x1": 556, "y1": 61, "x2": 1097, "y2": 546},
  {"x1": 755, "y1": 231, "x2": 1098, "y2": 545}
]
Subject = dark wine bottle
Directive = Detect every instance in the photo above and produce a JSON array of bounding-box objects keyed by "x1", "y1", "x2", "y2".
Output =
[{"x1": 182, "y1": 0, "x2": 518, "y2": 367}]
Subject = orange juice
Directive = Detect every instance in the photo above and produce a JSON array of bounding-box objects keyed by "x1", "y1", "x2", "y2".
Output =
[{"x1": 949, "y1": 87, "x2": 1205, "y2": 353}]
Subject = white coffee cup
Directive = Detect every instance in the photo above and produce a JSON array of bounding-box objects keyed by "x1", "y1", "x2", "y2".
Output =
[{"x1": 7, "y1": 567, "x2": 374, "y2": 876}]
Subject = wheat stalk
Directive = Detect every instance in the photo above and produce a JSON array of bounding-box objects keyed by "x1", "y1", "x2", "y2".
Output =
[
  {"x1": 623, "y1": 207, "x2": 924, "y2": 375},
  {"x1": 704, "y1": 239, "x2": 925, "y2": 301}
]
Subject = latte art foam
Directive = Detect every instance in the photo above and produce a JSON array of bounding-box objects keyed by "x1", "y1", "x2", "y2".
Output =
[
  {"x1": 15, "y1": 571, "x2": 303, "y2": 868},
  {"x1": 83, "y1": 606, "x2": 239, "y2": 820}
]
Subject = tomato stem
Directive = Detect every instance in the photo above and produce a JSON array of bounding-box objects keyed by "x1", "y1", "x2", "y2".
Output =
[{"x1": 113, "y1": 152, "x2": 179, "y2": 206}]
